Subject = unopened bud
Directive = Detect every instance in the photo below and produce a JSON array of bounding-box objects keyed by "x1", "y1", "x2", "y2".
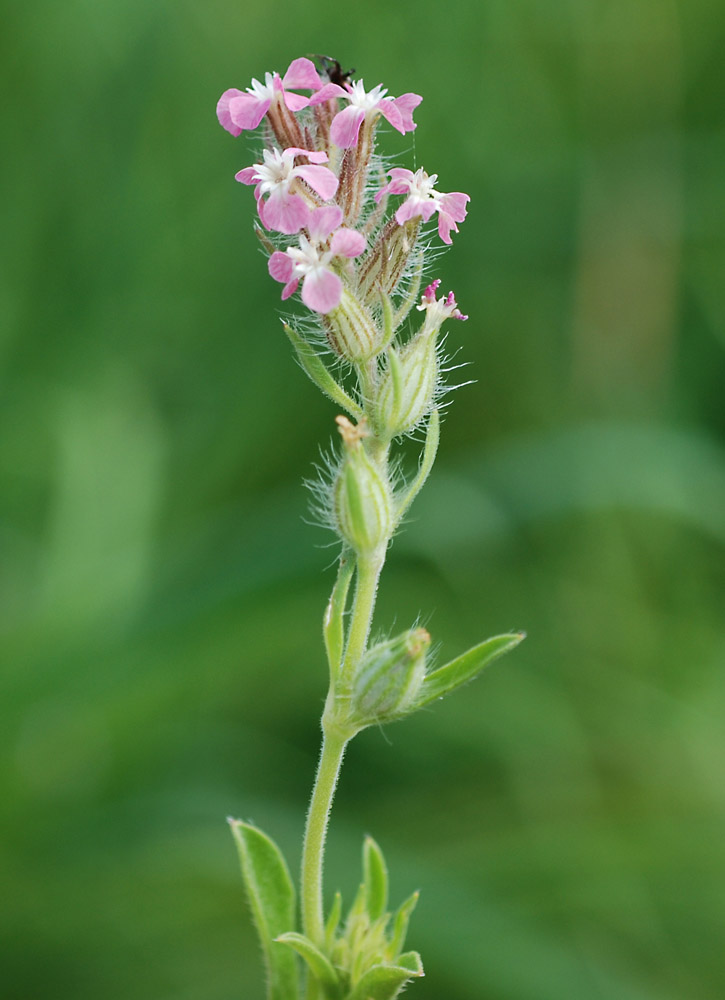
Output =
[
  {"x1": 323, "y1": 289, "x2": 385, "y2": 362},
  {"x1": 334, "y1": 417, "x2": 393, "y2": 555},
  {"x1": 357, "y1": 218, "x2": 420, "y2": 304},
  {"x1": 352, "y1": 627, "x2": 430, "y2": 725},
  {"x1": 375, "y1": 332, "x2": 437, "y2": 439}
]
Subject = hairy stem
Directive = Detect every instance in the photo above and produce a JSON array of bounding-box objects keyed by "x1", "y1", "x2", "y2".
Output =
[{"x1": 301, "y1": 728, "x2": 348, "y2": 954}]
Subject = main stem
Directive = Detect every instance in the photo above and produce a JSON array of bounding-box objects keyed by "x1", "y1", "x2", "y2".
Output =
[
  {"x1": 300, "y1": 554, "x2": 384, "y2": 971},
  {"x1": 301, "y1": 728, "x2": 348, "y2": 949}
]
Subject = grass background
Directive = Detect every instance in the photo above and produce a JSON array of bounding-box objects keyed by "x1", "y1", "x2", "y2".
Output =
[{"x1": 1, "y1": 1, "x2": 724, "y2": 998}]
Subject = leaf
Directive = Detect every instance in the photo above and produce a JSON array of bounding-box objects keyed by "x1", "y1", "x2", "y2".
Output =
[
  {"x1": 387, "y1": 891, "x2": 419, "y2": 959},
  {"x1": 415, "y1": 633, "x2": 525, "y2": 709},
  {"x1": 276, "y1": 932, "x2": 341, "y2": 998},
  {"x1": 324, "y1": 553, "x2": 355, "y2": 682},
  {"x1": 283, "y1": 323, "x2": 362, "y2": 419},
  {"x1": 395, "y1": 409, "x2": 440, "y2": 522},
  {"x1": 362, "y1": 836, "x2": 388, "y2": 922},
  {"x1": 325, "y1": 891, "x2": 343, "y2": 951},
  {"x1": 347, "y1": 961, "x2": 423, "y2": 1000},
  {"x1": 396, "y1": 952, "x2": 423, "y2": 975},
  {"x1": 228, "y1": 819, "x2": 299, "y2": 1000}
]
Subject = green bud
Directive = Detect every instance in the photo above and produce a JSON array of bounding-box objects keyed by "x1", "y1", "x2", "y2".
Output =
[
  {"x1": 334, "y1": 417, "x2": 393, "y2": 556},
  {"x1": 351, "y1": 627, "x2": 430, "y2": 726},
  {"x1": 375, "y1": 331, "x2": 437, "y2": 439},
  {"x1": 323, "y1": 288, "x2": 384, "y2": 363}
]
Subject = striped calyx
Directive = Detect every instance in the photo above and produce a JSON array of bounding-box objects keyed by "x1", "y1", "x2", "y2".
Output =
[{"x1": 351, "y1": 627, "x2": 430, "y2": 726}]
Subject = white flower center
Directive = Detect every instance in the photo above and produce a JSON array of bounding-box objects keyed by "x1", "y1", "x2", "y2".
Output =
[
  {"x1": 253, "y1": 148, "x2": 295, "y2": 195},
  {"x1": 407, "y1": 168, "x2": 440, "y2": 203},
  {"x1": 346, "y1": 80, "x2": 387, "y2": 111},
  {"x1": 287, "y1": 235, "x2": 333, "y2": 277},
  {"x1": 246, "y1": 72, "x2": 276, "y2": 101}
]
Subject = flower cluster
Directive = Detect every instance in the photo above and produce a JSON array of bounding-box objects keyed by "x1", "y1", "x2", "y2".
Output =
[{"x1": 217, "y1": 56, "x2": 469, "y2": 322}]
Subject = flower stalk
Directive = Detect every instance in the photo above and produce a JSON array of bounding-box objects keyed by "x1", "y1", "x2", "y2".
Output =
[{"x1": 217, "y1": 54, "x2": 525, "y2": 1000}]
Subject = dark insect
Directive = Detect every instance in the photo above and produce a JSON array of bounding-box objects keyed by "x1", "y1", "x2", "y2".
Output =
[{"x1": 313, "y1": 55, "x2": 355, "y2": 87}]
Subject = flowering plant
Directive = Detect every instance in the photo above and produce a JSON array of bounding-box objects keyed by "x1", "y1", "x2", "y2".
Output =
[{"x1": 217, "y1": 55, "x2": 524, "y2": 1000}]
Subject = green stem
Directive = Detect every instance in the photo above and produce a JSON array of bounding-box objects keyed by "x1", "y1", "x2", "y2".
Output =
[
  {"x1": 339, "y1": 553, "x2": 384, "y2": 690},
  {"x1": 300, "y1": 730, "x2": 348, "y2": 1000},
  {"x1": 300, "y1": 554, "x2": 385, "y2": 999}
]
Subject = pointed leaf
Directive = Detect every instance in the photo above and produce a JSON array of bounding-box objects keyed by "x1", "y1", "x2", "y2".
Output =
[
  {"x1": 363, "y1": 836, "x2": 388, "y2": 921},
  {"x1": 283, "y1": 323, "x2": 362, "y2": 418},
  {"x1": 276, "y1": 932, "x2": 341, "y2": 998},
  {"x1": 325, "y1": 891, "x2": 343, "y2": 951},
  {"x1": 388, "y1": 891, "x2": 419, "y2": 958},
  {"x1": 395, "y1": 408, "x2": 440, "y2": 522},
  {"x1": 415, "y1": 632, "x2": 525, "y2": 709},
  {"x1": 347, "y1": 961, "x2": 423, "y2": 1000},
  {"x1": 324, "y1": 553, "x2": 355, "y2": 681},
  {"x1": 229, "y1": 820, "x2": 299, "y2": 1000},
  {"x1": 396, "y1": 952, "x2": 423, "y2": 975},
  {"x1": 380, "y1": 291, "x2": 395, "y2": 348}
]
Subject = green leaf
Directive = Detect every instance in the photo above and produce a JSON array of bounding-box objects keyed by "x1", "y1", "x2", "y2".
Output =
[
  {"x1": 380, "y1": 291, "x2": 395, "y2": 348},
  {"x1": 362, "y1": 836, "x2": 388, "y2": 921},
  {"x1": 283, "y1": 323, "x2": 363, "y2": 419},
  {"x1": 324, "y1": 553, "x2": 355, "y2": 682},
  {"x1": 276, "y1": 932, "x2": 341, "y2": 998},
  {"x1": 347, "y1": 961, "x2": 423, "y2": 1000},
  {"x1": 388, "y1": 891, "x2": 419, "y2": 958},
  {"x1": 415, "y1": 632, "x2": 525, "y2": 709},
  {"x1": 325, "y1": 891, "x2": 343, "y2": 951},
  {"x1": 396, "y1": 952, "x2": 423, "y2": 975},
  {"x1": 395, "y1": 408, "x2": 440, "y2": 522},
  {"x1": 228, "y1": 819, "x2": 299, "y2": 1000}
]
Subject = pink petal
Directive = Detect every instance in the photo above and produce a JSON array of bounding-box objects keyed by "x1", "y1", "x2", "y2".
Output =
[
  {"x1": 301, "y1": 269, "x2": 342, "y2": 313},
  {"x1": 377, "y1": 100, "x2": 404, "y2": 134},
  {"x1": 228, "y1": 94, "x2": 271, "y2": 131},
  {"x1": 309, "y1": 83, "x2": 348, "y2": 105},
  {"x1": 234, "y1": 167, "x2": 258, "y2": 185},
  {"x1": 395, "y1": 200, "x2": 423, "y2": 225},
  {"x1": 439, "y1": 191, "x2": 470, "y2": 223},
  {"x1": 261, "y1": 190, "x2": 310, "y2": 235},
  {"x1": 437, "y1": 212, "x2": 457, "y2": 245},
  {"x1": 392, "y1": 93, "x2": 423, "y2": 132},
  {"x1": 388, "y1": 168, "x2": 415, "y2": 184},
  {"x1": 268, "y1": 251, "x2": 295, "y2": 284},
  {"x1": 295, "y1": 163, "x2": 339, "y2": 201},
  {"x1": 307, "y1": 204, "x2": 344, "y2": 241},
  {"x1": 283, "y1": 91, "x2": 310, "y2": 112},
  {"x1": 330, "y1": 228, "x2": 366, "y2": 258},
  {"x1": 282, "y1": 58, "x2": 324, "y2": 91},
  {"x1": 216, "y1": 89, "x2": 245, "y2": 136},
  {"x1": 285, "y1": 147, "x2": 329, "y2": 164},
  {"x1": 330, "y1": 105, "x2": 366, "y2": 148},
  {"x1": 281, "y1": 278, "x2": 299, "y2": 300}
]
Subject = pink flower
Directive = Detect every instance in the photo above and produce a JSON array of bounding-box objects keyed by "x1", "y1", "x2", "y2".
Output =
[
  {"x1": 235, "y1": 147, "x2": 339, "y2": 235},
  {"x1": 309, "y1": 79, "x2": 422, "y2": 148},
  {"x1": 376, "y1": 168, "x2": 470, "y2": 244},
  {"x1": 268, "y1": 206, "x2": 367, "y2": 313},
  {"x1": 417, "y1": 279, "x2": 468, "y2": 332},
  {"x1": 217, "y1": 57, "x2": 323, "y2": 136}
]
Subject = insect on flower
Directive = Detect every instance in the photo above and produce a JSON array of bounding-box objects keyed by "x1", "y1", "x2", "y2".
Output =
[{"x1": 313, "y1": 54, "x2": 355, "y2": 87}]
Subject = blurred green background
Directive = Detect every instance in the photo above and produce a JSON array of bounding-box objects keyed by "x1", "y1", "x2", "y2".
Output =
[{"x1": 2, "y1": 1, "x2": 724, "y2": 998}]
